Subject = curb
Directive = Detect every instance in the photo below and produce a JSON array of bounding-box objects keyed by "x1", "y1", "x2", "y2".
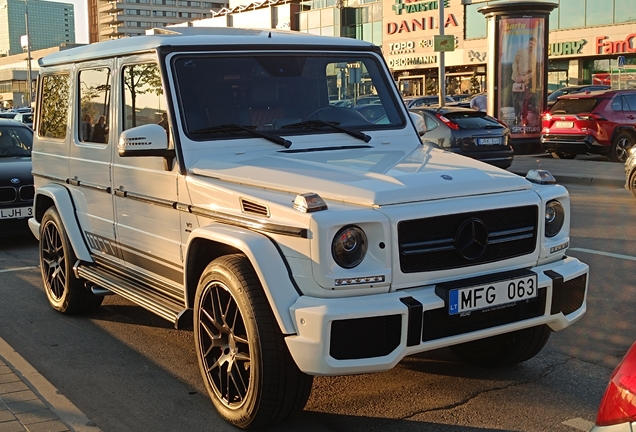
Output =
[
  {"x1": 0, "y1": 336, "x2": 101, "y2": 432},
  {"x1": 509, "y1": 171, "x2": 625, "y2": 189}
]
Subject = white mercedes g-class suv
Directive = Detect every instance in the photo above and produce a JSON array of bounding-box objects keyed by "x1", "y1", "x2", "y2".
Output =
[{"x1": 30, "y1": 27, "x2": 588, "y2": 429}]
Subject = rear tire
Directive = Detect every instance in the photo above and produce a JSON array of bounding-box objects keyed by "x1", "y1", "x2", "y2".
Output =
[
  {"x1": 551, "y1": 151, "x2": 576, "y2": 159},
  {"x1": 39, "y1": 207, "x2": 103, "y2": 314},
  {"x1": 610, "y1": 131, "x2": 634, "y2": 162},
  {"x1": 194, "y1": 254, "x2": 313, "y2": 429},
  {"x1": 449, "y1": 325, "x2": 551, "y2": 367}
]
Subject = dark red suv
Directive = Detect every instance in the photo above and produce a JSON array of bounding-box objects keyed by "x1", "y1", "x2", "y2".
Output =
[{"x1": 541, "y1": 89, "x2": 636, "y2": 162}]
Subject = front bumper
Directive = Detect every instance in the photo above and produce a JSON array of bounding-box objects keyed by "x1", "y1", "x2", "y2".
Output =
[{"x1": 285, "y1": 256, "x2": 588, "y2": 376}]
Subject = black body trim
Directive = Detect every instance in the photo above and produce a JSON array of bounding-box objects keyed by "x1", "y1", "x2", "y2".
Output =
[
  {"x1": 400, "y1": 297, "x2": 423, "y2": 347},
  {"x1": 544, "y1": 269, "x2": 564, "y2": 315}
]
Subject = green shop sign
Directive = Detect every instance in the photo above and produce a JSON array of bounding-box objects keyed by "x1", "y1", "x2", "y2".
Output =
[{"x1": 392, "y1": 0, "x2": 450, "y2": 16}]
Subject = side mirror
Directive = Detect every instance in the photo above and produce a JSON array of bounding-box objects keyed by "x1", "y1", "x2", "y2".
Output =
[
  {"x1": 409, "y1": 112, "x2": 426, "y2": 136},
  {"x1": 118, "y1": 124, "x2": 175, "y2": 170}
]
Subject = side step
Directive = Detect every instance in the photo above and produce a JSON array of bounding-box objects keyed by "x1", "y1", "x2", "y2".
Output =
[{"x1": 75, "y1": 263, "x2": 192, "y2": 329}]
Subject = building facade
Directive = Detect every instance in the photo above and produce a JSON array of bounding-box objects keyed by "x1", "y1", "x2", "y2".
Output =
[
  {"x1": 0, "y1": 0, "x2": 75, "y2": 57},
  {"x1": 88, "y1": 0, "x2": 227, "y2": 42},
  {"x1": 384, "y1": 0, "x2": 636, "y2": 97},
  {"x1": 0, "y1": 43, "x2": 82, "y2": 108}
]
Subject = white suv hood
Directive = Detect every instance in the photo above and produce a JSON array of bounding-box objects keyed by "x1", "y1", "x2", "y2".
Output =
[{"x1": 189, "y1": 143, "x2": 529, "y2": 206}]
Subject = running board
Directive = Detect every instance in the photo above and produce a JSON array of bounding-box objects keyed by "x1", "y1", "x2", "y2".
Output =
[{"x1": 75, "y1": 263, "x2": 192, "y2": 330}]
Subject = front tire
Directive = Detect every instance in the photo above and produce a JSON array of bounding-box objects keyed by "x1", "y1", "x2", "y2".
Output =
[
  {"x1": 449, "y1": 325, "x2": 551, "y2": 367},
  {"x1": 39, "y1": 207, "x2": 103, "y2": 314},
  {"x1": 194, "y1": 254, "x2": 313, "y2": 429},
  {"x1": 629, "y1": 170, "x2": 636, "y2": 199},
  {"x1": 610, "y1": 131, "x2": 634, "y2": 162}
]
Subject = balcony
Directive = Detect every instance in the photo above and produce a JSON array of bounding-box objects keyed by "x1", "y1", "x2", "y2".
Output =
[
  {"x1": 99, "y1": 1, "x2": 124, "y2": 13},
  {"x1": 100, "y1": 14, "x2": 124, "y2": 24},
  {"x1": 99, "y1": 25, "x2": 126, "y2": 37}
]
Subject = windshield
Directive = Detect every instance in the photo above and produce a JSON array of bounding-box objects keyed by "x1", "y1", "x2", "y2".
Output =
[
  {"x1": 0, "y1": 125, "x2": 32, "y2": 156},
  {"x1": 172, "y1": 53, "x2": 405, "y2": 140}
]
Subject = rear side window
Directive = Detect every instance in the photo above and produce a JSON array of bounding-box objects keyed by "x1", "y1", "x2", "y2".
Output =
[
  {"x1": 621, "y1": 94, "x2": 636, "y2": 111},
  {"x1": 444, "y1": 112, "x2": 503, "y2": 129},
  {"x1": 550, "y1": 98, "x2": 600, "y2": 114},
  {"x1": 39, "y1": 73, "x2": 70, "y2": 139},
  {"x1": 78, "y1": 68, "x2": 111, "y2": 143}
]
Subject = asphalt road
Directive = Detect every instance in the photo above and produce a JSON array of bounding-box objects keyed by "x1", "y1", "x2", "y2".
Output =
[{"x1": 0, "y1": 180, "x2": 634, "y2": 432}]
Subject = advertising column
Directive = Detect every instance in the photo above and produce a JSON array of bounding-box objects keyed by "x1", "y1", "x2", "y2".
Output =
[{"x1": 478, "y1": 1, "x2": 557, "y2": 154}]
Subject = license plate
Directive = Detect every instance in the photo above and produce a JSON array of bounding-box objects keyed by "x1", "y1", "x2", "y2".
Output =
[
  {"x1": 555, "y1": 121, "x2": 573, "y2": 128},
  {"x1": 0, "y1": 206, "x2": 33, "y2": 220},
  {"x1": 477, "y1": 137, "x2": 502, "y2": 145},
  {"x1": 447, "y1": 273, "x2": 538, "y2": 315}
]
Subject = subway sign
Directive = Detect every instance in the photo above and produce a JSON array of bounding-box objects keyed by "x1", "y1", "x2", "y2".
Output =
[{"x1": 549, "y1": 39, "x2": 586, "y2": 56}]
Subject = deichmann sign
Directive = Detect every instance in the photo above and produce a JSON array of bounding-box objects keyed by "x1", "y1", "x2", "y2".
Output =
[
  {"x1": 388, "y1": 55, "x2": 438, "y2": 67},
  {"x1": 596, "y1": 34, "x2": 636, "y2": 54},
  {"x1": 391, "y1": 0, "x2": 450, "y2": 15}
]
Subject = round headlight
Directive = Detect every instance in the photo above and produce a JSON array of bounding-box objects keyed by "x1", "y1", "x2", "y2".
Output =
[
  {"x1": 331, "y1": 225, "x2": 368, "y2": 269},
  {"x1": 545, "y1": 200, "x2": 565, "y2": 237}
]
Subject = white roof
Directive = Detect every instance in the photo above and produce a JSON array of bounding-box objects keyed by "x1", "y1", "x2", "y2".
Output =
[{"x1": 39, "y1": 27, "x2": 378, "y2": 67}]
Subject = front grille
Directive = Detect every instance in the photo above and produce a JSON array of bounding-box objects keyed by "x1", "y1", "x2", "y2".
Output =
[
  {"x1": 330, "y1": 314, "x2": 401, "y2": 360},
  {"x1": 422, "y1": 287, "x2": 547, "y2": 342},
  {"x1": 0, "y1": 186, "x2": 17, "y2": 203},
  {"x1": 19, "y1": 185, "x2": 34, "y2": 201},
  {"x1": 561, "y1": 274, "x2": 587, "y2": 315},
  {"x1": 398, "y1": 205, "x2": 538, "y2": 273}
]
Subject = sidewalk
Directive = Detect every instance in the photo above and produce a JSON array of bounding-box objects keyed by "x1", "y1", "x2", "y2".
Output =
[
  {"x1": 0, "y1": 337, "x2": 100, "y2": 432},
  {"x1": 508, "y1": 153, "x2": 626, "y2": 188}
]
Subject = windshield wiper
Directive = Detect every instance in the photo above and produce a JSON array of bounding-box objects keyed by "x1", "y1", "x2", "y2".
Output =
[
  {"x1": 190, "y1": 124, "x2": 291, "y2": 148},
  {"x1": 281, "y1": 120, "x2": 371, "y2": 143}
]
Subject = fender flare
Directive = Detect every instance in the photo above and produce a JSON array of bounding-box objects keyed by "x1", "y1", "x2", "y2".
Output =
[
  {"x1": 185, "y1": 224, "x2": 301, "y2": 335},
  {"x1": 32, "y1": 184, "x2": 93, "y2": 262}
]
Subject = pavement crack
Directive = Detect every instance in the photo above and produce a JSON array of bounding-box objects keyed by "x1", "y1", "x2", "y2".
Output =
[{"x1": 401, "y1": 358, "x2": 572, "y2": 420}]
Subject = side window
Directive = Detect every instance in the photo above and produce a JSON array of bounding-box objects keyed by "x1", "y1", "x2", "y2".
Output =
[
  {"x1": 424, "y1": 114, "x2": 439, "y2": 131},
  {"x1": 611, "y1": 96, "x2": 623, "y2": 111},
  {"x1": 78, "y1": 68, "x2": 111, "y2": 144},
  {"x1": 122, "y1": 63, "x2": 166, "y2": 131},
  {"x1": 39, "y1": 73, "x2": 70, "y2": 139},
  {"x1": 623, "y1": 94, "x2": 636, "y2": 111}
]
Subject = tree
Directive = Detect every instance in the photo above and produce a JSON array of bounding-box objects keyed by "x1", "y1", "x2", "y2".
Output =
[{"x1": 123, "y1": 64, "x2": 163, "y2": 128}]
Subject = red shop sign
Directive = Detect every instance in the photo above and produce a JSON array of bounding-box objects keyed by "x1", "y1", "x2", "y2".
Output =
[{"x1": 596, "y1": 34, "x2": 636, "y2": 54}]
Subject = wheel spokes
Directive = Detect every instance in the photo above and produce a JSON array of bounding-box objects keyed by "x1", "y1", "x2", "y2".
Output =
[
  {"x1": 41, "y1": 222, "x2": 66, "y2": 300},
  {"x1": 198, "y1": 281, "x2": 251, "y2": 408}
]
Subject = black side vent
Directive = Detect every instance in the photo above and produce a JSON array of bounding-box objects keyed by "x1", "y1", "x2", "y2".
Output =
[{"x1": 240, "y1": 199, "x2": 270, "y2": 217}]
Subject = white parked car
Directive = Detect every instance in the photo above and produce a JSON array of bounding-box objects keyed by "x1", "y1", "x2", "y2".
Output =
[{"x1": 29, "y1": 27, "x2": 589, "y2": 429}]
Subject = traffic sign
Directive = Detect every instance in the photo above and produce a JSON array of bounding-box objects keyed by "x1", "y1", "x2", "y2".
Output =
[{"x1": 618, "y1": 55, "x2": 625, "y2": 68}]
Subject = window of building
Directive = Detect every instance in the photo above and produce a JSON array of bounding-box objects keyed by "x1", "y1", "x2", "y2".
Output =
[
  {"x1": 559, "y1": 0, "x2": 585, "y2": 28},
  {"x1": 122, "y1": 63, "x2": 165, "y2": 130},
  {"x1": 78, "y1": 68, "x2": 111, "y2": 144},
  {"x1": 464, "y1": 2, "x2": 487, "y2": 39},
  {"x1": 39, "y1": 74, "x2": 70, "y2": 140},
  {"x1": 615, "y1": 0, "x2": 636, "y2": 23}
]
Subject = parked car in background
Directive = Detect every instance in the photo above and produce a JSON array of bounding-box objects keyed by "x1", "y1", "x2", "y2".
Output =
[
  {"x1": 541, "y1": 89, "x2": 636, "y2": 162},
  {"x1": 13, "y1": 112, "x2": 33, "y2": 129},
  {"x1": 0, "y1": 119, "x2": 33, "y2": 235},
  {"x1": 590, "y1": 341, "x2": 636, "y2": 431},
  {"x1": 547, "y1": 85, "x2": 610, "y2": 108},
  {"x1": 404, "y1": 95, "x2": 456, "y2": 108},
  {"x1": 410, "y1": 106, "x2": 514, "y2": 169},
  {"x1": 0, "y1": 112, "x2": 17, "y2": 120},
  {"x1": 353, "y1": 104, "x2": 386, "y2": 122}
]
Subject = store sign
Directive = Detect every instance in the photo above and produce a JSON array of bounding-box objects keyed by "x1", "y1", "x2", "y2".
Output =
[
  {"x1": 596, "y1": 34, "x2": 636, "y2": 54},
  {"x1": 391, "y1": 0, "x2": 450, "y2": 15},
  {"x1": 549, "y1": 39, "x2": 586, "y2": 56},
  {"x1": 388, "y1": 41, "x2": 417, "y2": 54},
  {"x1": 467, "y1": 50, "x2": 486, "y2": 62},
  {"x1": 388, "y1": 55, "x2": 437, "y2": 68},
  {"x1": 386, "y1": 14, "x2": 458, "y2": 34}
]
